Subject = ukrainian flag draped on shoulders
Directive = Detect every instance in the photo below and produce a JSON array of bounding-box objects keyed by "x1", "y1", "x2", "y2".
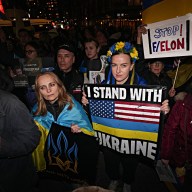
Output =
[{"x1": 32, "y1": 97, "x2": 94, "y2": 171}]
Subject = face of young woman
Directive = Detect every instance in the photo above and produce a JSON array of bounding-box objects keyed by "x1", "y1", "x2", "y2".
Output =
[
  {"x1": 37, "y1": 74, "x2": 59, "y2": 104},
  {"x1": 85, "y1": 41, "x2": 99, "y2": 60},
  {"x1": 149, "y1": 61, "x2": 164, "y2": 76},
  {"x1": 25, "y1": 44, "x2": 38, "y2": 59},
  {"x1": 111, "y1": 53, "x2": 134, "y2": 85}
]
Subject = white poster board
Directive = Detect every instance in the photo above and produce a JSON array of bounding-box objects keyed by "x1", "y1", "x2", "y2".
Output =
[
  {"x1": 142, "y1": 13, "x2": 192, "y2": 59},
  {"x1": 89, "y1": 55, "x2": 108, "y2": 84}
]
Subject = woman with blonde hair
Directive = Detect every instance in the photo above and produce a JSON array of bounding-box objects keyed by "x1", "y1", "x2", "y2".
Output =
[
  {"x1": 34, "y1": 71, "x2": 73, "y2": 116},
  {"x1": 32, "y1": 72, "x2": 98, "y2": 188}
]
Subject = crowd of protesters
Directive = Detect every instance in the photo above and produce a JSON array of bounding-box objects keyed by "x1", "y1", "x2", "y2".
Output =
[{"x1": 0, "y1": 23, "x2": 192, "y2": 192}]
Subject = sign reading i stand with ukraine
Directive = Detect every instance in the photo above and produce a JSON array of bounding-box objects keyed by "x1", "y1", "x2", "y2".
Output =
[
  {"x1": 85, "y1": 84, "x2": 166, "y2": 163},
  {"x1": 142, "y1": 13, "x2": 192, "y2": 58}
]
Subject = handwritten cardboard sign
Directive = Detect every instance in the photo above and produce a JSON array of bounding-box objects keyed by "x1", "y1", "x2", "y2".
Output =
[{"x1": 142, "y1": 13, "x2": 192, "y2": 58}]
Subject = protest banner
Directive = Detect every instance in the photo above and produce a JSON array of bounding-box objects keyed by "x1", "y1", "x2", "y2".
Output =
[
  {"x1": 85, "y1": 84, "x2": 167, "y2": 164},
  {"x1": 142, "y1": 13, "x2": 192, "y2": 59},
  {"x1": 40, "y1": 123, "x2": 98, "y2": 184}
]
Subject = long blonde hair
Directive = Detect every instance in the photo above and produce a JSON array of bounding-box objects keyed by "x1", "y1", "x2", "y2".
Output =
[{"x1": 34, "y1": 71, "x2": 73, "y2": 116}]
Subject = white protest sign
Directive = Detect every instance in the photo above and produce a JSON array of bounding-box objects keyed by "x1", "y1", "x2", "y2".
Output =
[
  {"x1": 89, "y1": 55, "x2": 108, "y2": 84},
  {"x1": 142, "y1": 13, "x2": 192, "y2": 58}
]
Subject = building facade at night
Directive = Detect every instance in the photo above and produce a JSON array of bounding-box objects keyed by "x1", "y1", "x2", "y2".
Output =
[
  {"x1": 70, "y1": 0, "x2": 142, "y2": 22},
  {"x1": 26, "y1": 0, "x2": 69, "y2": 20},
  {"x1": 69, "y1": 0, "x2": 142, "y2": 33},
  {"x1": 2, "y1": 0, "x2": 143, "y2": 30},
  {"x1": 26, "y1": 0, "x2": 142, "y2": 27}
]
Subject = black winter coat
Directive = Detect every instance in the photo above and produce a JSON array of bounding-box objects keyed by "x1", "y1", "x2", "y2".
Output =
[
  {"x1": 142, "y1": 70, "x2": 173, "y2": 91},
  {"x1": 0, "y1": 90, "x2": 41, "y2": 192},
  {"x1": 55, "y1": 67, "x2": 84, "y2": 103}
]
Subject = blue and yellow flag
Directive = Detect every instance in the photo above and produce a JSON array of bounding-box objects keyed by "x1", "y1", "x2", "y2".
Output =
[{"x1": 32, "y1": 97, "x2": 95, "y2": 172}]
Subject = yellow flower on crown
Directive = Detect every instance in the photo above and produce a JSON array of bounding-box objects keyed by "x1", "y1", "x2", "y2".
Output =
[
  {"x1": 130, "y1": 47, "x2": 138, "y2": 60},
  {"x1": 107, "y1": 50, "x2": 112, "y2": 57},
  {"x1": 115, "y1": 42, "x2": 125, "y2": 51},
  {"x1": 107, "y1": 41, "x2": 139, "y2": 63}
]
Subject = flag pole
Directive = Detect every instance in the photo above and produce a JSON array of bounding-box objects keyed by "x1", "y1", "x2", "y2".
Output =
[{"x1": 172, "y1": 59, "x2": 181, "y2": 88}]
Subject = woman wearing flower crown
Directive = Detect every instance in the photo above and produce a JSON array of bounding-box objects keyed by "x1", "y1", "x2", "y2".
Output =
[
  {"x1": 82, "y1": 41, "x2": 170, "y2": 192},
  {"x1": 105, "y1": 41, "x2": 145, "y2": 85}
]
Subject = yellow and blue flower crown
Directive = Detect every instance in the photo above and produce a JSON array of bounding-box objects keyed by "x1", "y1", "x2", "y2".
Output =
[{"x1": 107, "y1": 41, "x2": 139, "y2": 63}]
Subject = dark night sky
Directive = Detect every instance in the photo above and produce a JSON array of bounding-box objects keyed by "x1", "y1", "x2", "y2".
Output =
[
  {"x1": 3, "y1": 0, "x2": 27, "y2": 10},
  {"x1": 3, "y1": 0, "x2": 70, "y2": 10}
]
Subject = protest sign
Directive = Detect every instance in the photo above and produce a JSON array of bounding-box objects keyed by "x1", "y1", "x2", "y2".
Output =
[
  {"x1": 142, "y1": 13, "x2": 192, "y2": 58},
  {"x1": 15, "y1": 57, "x2": 55, "y2": 87},
  {"x1": 85, "y1": 84, "x2": 166, "y2": 163},
  {"x1": 89, "y1": 55, "x2": 107, "y2": 84},
  {"x1": 12, "y1": 75, "x2": 28, "y2": 87}
]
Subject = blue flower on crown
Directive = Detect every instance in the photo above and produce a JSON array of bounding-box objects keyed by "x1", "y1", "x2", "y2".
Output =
[{"x1": 107, "y1": 41, "x2": 139, "y2": 63}]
